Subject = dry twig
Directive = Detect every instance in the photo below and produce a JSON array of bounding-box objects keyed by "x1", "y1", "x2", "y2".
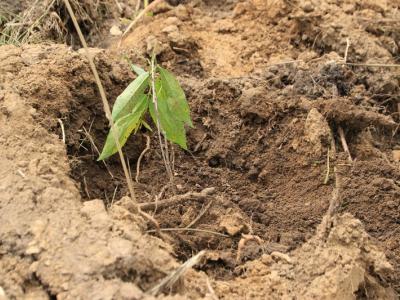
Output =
[{"x1": 140, "y1": 187, "x2": 216, "y2": 211}]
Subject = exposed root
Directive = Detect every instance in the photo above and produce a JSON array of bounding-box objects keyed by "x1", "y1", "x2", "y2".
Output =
[
  {"x1": 135, "y1": 134, "x2": 151, "y2": 183},
  {"x1": 236, "y1": 234, "x2": 263, "y2": 263},
  {"x1": 140, "y1": 187, "x2": 216, "y2": 211}
]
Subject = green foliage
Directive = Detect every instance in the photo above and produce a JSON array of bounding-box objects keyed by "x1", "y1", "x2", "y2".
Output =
[{"x1": 98, "y1": 62, "x2": 192, "y2": 160}]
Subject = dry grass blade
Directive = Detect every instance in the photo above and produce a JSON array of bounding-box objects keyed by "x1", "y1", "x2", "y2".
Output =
[
  {"x1": 148, "y1": 250, "x2": 206, "y2": 296},
  {"x1": 57, "y1": 118, "x2": 66, "y2": 144}
]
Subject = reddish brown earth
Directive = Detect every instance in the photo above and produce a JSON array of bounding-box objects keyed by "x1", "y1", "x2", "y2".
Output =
[{"x1": 0, "y1": 0, "x2": 399, "y2": 299}]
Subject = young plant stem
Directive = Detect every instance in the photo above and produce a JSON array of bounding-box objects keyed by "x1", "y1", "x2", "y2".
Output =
[{"x1": 150, "y1": 55, "x2": 174, "y2": 180}]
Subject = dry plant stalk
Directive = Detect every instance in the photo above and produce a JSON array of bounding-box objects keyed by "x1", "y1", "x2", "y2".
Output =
[
  {"x1": 150, "y1": 55, "x2": 174, "y2": 180},
  {"x1": 63, "y1": 0, "x2": 136, "y2": 205},
  {"x1": 140, "y1": 187, "x2": 216, "y2": 211}
]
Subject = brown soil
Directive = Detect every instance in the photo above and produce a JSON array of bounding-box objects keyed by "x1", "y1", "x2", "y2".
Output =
[{"x1": 1, "y1": 0, "x2": 400, "y2": 299}]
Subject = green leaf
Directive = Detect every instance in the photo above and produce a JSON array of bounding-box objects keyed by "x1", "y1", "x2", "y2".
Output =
[
  {"x1": 111, "y1": 72, "x2": 149, "y2": 122},
  {"x1": 157, "y1": 66, "x2": 193, "y2": 127},
  {"x1": 131, "y1": 64, "x2": 146, "y2": 76},
  {"x1": 99, "y1": 94, "x2": 148, "y2": 160},
  {"x1": 149, "y1": 79, "x2": 188, "y2": 150}
]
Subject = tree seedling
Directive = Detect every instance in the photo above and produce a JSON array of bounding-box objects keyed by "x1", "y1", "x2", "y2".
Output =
[{"x1": 98, "y1": 56, "x2": 193, "y2": 180}]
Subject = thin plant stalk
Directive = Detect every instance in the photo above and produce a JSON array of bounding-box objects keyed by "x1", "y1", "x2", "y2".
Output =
[
  {"x1": 150, "y1": 55, "x2": 174, "y2": 180},
  {"x1": 63, "y1": 0, "x2": 138, "y2": 209}
]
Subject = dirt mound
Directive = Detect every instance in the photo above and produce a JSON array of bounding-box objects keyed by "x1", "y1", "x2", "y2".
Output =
[
  {"x1": 210, "y1": 213, "x2": 395, "y2": 299},
  {"x1": 1, "y1": 0, "x2": 400, "y2": 298}
]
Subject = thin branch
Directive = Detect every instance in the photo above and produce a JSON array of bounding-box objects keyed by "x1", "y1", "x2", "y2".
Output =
[
  {"x1": 340, "y1": 62, "x2": 400, "y2": 68},
  {"x1": 119, "y1": 0, "x2": 165, "y2": 47},
  {"x1": 135, "y1": 134, "x2": 151, "y2": 182},
  {"x1": 63, "y1": 0, "x2": 138, "y2": 210},
  {"x1": 140, "y1": 187, "x2": 216, "y2": 211},
  {"x1": 146, "y1": 228, "x2": 229, "y2": 238}
]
